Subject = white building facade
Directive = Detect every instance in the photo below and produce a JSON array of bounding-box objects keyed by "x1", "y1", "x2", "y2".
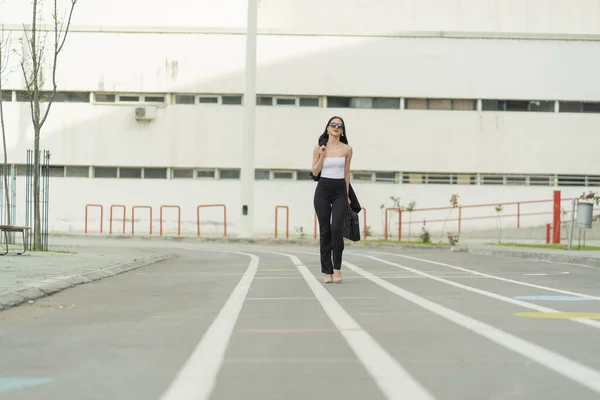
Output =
[{"x1": 1, "y1": 0, "x2": 599, "y2": 239}]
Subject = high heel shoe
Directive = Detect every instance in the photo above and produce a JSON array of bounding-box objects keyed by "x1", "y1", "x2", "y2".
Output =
[
  {"x1": 333, "y1": 272, "x2": 343, "y2": 284},
  {"x1": 324, "y1": 275, "x2": 333, "y2": 283}
]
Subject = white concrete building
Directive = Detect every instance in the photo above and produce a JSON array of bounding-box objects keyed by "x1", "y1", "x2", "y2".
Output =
[{"x1": 1, "y1": 0, "x2": 599, "y2": 240}]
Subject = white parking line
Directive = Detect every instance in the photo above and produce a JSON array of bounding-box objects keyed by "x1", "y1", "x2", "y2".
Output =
[
  {"x1": 364, "y1": 256, "x2": 600, "y2": 329},
  {"x1": 270, "y1": 251, "x2": 435, "y2": 400},
  {"x1": 342, "y1": 260, "x2": 600, "y2": 396},
  {"x1": 372, "y1": 251, "x2": 600, "y2": 300},
  {"x1": 159, "y1": 252, "x2": 260, "y2": 400}
]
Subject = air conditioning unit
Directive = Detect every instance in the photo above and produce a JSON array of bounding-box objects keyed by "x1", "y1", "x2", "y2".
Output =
[{"x1": 135, "y1": 107, "x2": 156, "y2": 121}]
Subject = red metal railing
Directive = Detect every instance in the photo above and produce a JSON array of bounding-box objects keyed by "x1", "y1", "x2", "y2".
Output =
[
  {"x1": 384, "y1": 208, "x2": 402, "y2": 241},
  {"x1": 85, "y1": 204, "x2": 103, "y2": 234},
  {"x1": 275, "y1": 206, "x2": 289, "y2": 239},
  {"x1": 197, "y1": 204, "x2": 227, "y2": 237},
  {"x1": 160, "y1": 205, "x2": 181, "y2": 236},
  {"x1": 109, "y1": 205, "x2": 126, "y2": 234},
  {"x1": 132, "y1": 206, "x2": 152, "y2": 235},
  {"x1": 383, "y1": 194, "x2": 591, "y2": 242}
]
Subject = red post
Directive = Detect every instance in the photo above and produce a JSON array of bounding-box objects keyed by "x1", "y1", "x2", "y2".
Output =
[
  {"x1": 275, "y1": 206, "x2": 289, "y2": 239},
  {"x1": 196, "y1": 204, "x2": 227, "y2": 237},
  {"x1": 384, "y1": 208, "x2": 402, "y2": 241},
  {"x1": 553, "y1": 190, "x2": 561, "y2": 244},
  {"x1": 85, "y1": 204, "x2": 103, "y2": 234},
  {"x1": 546, "y1": 224, "x2": 551, "y2": 244},
  {"x1": 362, "y1": 207, "x2": 368, "y2": 239}
]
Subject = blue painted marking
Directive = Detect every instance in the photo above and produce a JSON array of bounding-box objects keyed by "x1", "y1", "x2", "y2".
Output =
[
  {"x1": 514, "y1": 295, "x2": 595, "y2": 301},
  {"x1": 0, "y1": 378, "x2": 53, "y2": 393}
]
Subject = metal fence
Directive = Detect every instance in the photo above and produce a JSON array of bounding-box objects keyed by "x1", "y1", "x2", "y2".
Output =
[
  {"x1": 25, "y1": 149, "x2": 50, "y2": 251},
  {"x1": 0, "y1": 150, "x2": 50, "y2": 250}
]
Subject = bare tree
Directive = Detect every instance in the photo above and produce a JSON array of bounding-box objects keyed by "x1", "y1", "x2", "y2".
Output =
[
  {"x1": 19, "y1": 0, "x2": 78, "y2": 250},
  {"x1": 0, "y1": 27, "x2": 12, "y2": 231}
]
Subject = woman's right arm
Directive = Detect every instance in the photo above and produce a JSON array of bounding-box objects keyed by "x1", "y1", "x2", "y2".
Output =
[{"x1": 311, "y1": 145, "x2": 325, "y2": 175}]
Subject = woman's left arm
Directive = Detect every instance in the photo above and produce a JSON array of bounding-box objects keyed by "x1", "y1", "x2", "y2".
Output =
[{"x1": 345, "y1": 146, "x2": 353, "y2": 204}]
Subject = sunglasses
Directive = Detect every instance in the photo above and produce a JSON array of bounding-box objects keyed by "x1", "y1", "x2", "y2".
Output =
[{"x1": 329, "y1": 122, "x2": 344, "y2": 129}]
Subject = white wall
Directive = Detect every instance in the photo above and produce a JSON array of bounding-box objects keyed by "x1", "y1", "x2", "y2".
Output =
[
  {"x1": 4, "y1": 102, "x2": 600, "y2": 175},
  {"x1": 2, "y1": 0, "x2": 600, "y2": 35},
  {"x1": 8, "y1": 176, "x2": 583, "y2": 239},
  {"x1": 3, "y1": 33, "x2": 600, "y2": 100}
]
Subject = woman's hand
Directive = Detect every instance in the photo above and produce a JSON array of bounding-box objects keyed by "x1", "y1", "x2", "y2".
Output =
[
  {"x1": 319, "y1": 145, "x2": 326, "y2": 158},
  {"x1": 347, "y1": 197, "x2": 351, "y2": 205}
]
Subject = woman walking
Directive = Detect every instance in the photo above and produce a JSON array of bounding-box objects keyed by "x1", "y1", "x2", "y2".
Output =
[{"x1": 311, "y1": 116, "x2": 353, "y2": 283}]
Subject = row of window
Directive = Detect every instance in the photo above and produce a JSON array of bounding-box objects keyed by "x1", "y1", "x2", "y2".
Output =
[
  {"x1": 4, "y1": 165, "x2": 600, "y2": 187},
  {"x1": 2, "y1": 90, "x2": 600, "y2": 113}
]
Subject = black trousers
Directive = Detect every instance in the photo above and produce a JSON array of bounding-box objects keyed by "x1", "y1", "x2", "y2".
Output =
[{"x1": 314, "y1": 177, "x2": 347, "y2": 274}]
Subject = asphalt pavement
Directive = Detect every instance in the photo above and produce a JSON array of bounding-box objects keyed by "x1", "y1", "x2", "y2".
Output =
[{"x1": 2, "y1": 240, "x2": 600, "y2": 400}]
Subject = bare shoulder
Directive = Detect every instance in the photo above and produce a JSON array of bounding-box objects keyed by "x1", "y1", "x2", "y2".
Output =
[{"x1": 345, "y1": 144, "x2": 353, "y2": 156}]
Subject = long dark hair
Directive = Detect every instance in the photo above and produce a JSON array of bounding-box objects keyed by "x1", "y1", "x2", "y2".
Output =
[{"x1": 317, "y1": 116, "x2": 348, "y2": 146}]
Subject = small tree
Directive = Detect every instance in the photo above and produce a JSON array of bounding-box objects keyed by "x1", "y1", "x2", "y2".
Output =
[
  {"x1": 494, "y1": 204, "x2": 503, "y2": 244},
  {"x1": 440, "y1": 193, "x2": 459, "y2": 242},
  {"x1": 18, "y1": 0, "x2": 78, "y2": 250},
  {"x1": 380, "y1": 196, "x2": 402, "y2": 240},
  {"x1": 0, "y1": 27, "x2": 11, "y2": 230},
  {"x1": 405, "y1": 200, "x2": 416, "y2": 241}
]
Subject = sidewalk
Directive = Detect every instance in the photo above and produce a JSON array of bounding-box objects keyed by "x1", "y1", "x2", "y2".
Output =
[
  {"x1": 466, "y1": 243, "x2": 600, "y2": 267},
  {"x1": 0, "y1": 242, "x2": 177, "y2": 311}
]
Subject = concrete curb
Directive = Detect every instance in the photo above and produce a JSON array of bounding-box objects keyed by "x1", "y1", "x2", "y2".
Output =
[
  {"x1": 0, "y1": 252, "x2": 179, "y2": 312},
  {"x1": 49, "y1": 233, "x2": 455, "y2": 250},
  {"x1": 468, "y1": 247, "x2": 600, "y2": 268}
]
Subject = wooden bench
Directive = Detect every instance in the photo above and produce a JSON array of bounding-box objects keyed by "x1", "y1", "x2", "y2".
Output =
[{"x1": 0, "y1": 225, "x2": 31, "y2": 255}]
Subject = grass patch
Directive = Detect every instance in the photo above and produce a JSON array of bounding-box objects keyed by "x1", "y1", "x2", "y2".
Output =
[{"x1": 488, "y1": 242, "x2": 600, "y2": 251}]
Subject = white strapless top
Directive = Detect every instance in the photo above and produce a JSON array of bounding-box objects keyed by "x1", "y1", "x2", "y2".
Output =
[{"x1": 321, "y1": 157, "x2": 345, "y2": 179}]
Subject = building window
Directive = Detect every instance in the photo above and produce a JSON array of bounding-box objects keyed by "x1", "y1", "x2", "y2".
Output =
[
  {"x1": 175, "y1": 95, "x2": 195, "y2": 105},
  {"x1": 144, "y1": 168, "x2": 167, "y2": 179},
  {"x1": 119, "y1": 167, "x2": 142, "y2": 178},
  {"x1": 199, "y1": 96, "x2": 218, "y2": 104},
  {"x1": 255, "y1": 170, "x2": 270, "y2": 180},
  {"x1": 559, "y1": 101, "x2": 600, "y2": 113},
  {"x1": 144, "y1": 96, "x2": 165, "y2": 103},
  {"x1": 54, "y1": 92, "x2": 90, "y2": 103},
  {"x1": 405, "y1": 98, "x2": 428, "y2": 110},
  {"x1": 118, "y1": 95, "x2": 140, "y2": 102},
  {"x1": 299, "y1": 97, "x2": 320, "y2": 107},
  {"x1": 297, "y1": 170, "x2": 313, "y2": 180},
  {"x1": 222, "y1": 96, "x2": 242, "y2": 105},
  {"x1": 65, "y1": 166, "x2": 89, "y2": 178},
  {"x1": 273, "y1": 171, "x2": 293, "y2": 179},
  {"x1": 220, "y1": 169, "x2": 240, "y2": 179},
  {"x1": 275, "y1": 97, "x2": 296, "y2": 106},
  {"x1": 172, "y1": 168, "x2": 194, "y2": 178},
  {"x1": 94, "y1": 167, "x2": 118, "y2": 178},
  {"x1": 95, "y1": 93, "x2": 116, "y2": 103}
]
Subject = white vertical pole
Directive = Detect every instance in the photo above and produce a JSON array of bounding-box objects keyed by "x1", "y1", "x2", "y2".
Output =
[{"x1": 239, "y1": 0, "x2": 258, "y2": 238}]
